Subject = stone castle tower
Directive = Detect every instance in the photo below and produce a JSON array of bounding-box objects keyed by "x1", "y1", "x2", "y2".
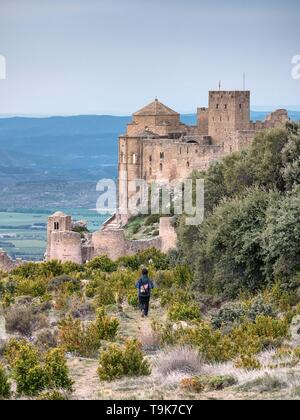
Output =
[{"x1": 46, "y1": 212, "x2": 83, "y2": 264}]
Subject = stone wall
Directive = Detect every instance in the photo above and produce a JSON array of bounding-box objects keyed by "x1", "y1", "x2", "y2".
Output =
[
  {"x1": 91, "y1": 227, "x2": 162, "y2": 261},
  {"x1": 48, "y1": 231, "x2": 83, "y2": 264},
  {"x1": 0, "y1": 250, "x2": 23, "y2": 272}
]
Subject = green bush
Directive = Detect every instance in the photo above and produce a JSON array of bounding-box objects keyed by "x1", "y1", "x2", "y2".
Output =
[
  {"x1": 168, "y1": 302, "x2": 201, "y2": 322},
  {"x1": 11, "y1": 343, "x2": 48, "y2": 396},
  {"x1": 37, "y1": 390, "x2": 69, "y2": 400},
  {"x1": 127, "y1": 290, "x2": 139, "y2": 308},
  {"x1": 86, "y1": 256, "x2": 117, "y2": 273},
  {"x1": 0, "y1": 363, "x2": 11, "y2": 399},
  {"x1": 98, "y1": 339, "x2": 151, "y2": 381},
  {"x1": 45, "y1": 348, "x2": 73, "y2": 391},
  {"x1": 58, "y1": 308, "x2": 119, "y2": 357},
  {"x1": 5, "y1": 340, "x2": 73, "y2": 396}
]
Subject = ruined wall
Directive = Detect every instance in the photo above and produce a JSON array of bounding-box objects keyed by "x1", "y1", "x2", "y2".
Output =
[
  {"x1": 91, "y1": 228, "x2": 162, "y2": 261},
  {"x1": 0, "y1": 250, "x2": 23, "y2": 272},
  {"x1": 48, "y1": 231, "x2": 83, "y2": 264}
]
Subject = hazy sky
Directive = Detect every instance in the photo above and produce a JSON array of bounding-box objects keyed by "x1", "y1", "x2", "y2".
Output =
[{"x1": 0, "y1": 0, "x2": 299, "y2": 115}]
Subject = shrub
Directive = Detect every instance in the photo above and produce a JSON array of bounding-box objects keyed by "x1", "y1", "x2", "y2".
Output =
[
  {"x1": 92, "y1": 284, "x2": 116, "y2": 307},
  {"x1": 92, "y1": 307, "x2": 119, "y2": 341},
  {"x1": 205, "y1": 375, "x2": 237, "y2": 390},
  {"x1": 180, "y1": 375, "x2": 236, "y2": 393},
  {"x1": 5, "y1": 305, "x2": 35, "y2": 337},
  {"x1": 47, "y1": 275, "x2": 81, "y2": 293},
  {"x1": 45, "y1": 348, "x2": 73, "y2": 391},
  {"x1": 168, "y1": 302, "x2": 201, "y2": 322},
  {"x1": 211, "y1": 304, "x2": 245, "y2": 329},
  {"x1": 86, "y1": 256, "x2": 117, "y2": 273},
  {"x1": 0, "y1": 363, "x2": 11, "y2": 399},
  {"x1": 5, "y1": 303, "x2": 49, "y2": 338},
  {"x1": 58, "y1": 308, "x2": 119, "y2": 357},
  {"x1": 12, "y1": 344, "x2": 48, "y2": 396},
  {"x1": 240, "y1": 374, "x2": 287, "y2": 392},
  {"x1": 37, "y1": 390, "x2": 69, "y2": 400},
  {"x1": 97, "y1": 344, "x2": 125, "y2": 381},
  {"x1": 127, "y1": 290, "x2": 139, "y2": 308},
  {"x1": 153, "y1": 346, "x2": 203, "y2": 376},
  {"x1": 235, "y1": 354, "x2": 262, "y2": 371},
  {"x1": 98, "y1": 339, "x2": 151, "y2": 381},
  {"x1": 180, "y1": 377, "x2": 204, "y2": 393},
  {"x1": 34, "y1": 329, "x2": 58, "y2": 352}
]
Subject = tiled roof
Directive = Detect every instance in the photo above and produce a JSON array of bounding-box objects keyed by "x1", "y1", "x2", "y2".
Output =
[{"x1": 133, "y1": 99, "x2": 179, "y2": 116}]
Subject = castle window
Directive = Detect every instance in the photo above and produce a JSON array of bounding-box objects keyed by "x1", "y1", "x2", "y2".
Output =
[
  {"x1": 180, "y1": 147, "x2": 182, "y2": 154},
  {"x1": 132, "y1": 153, "x2": 137, "y2": 164},
  {"x1": 160, "y1": 163, "x2": 163, "y2": 172},
  {"x1": 136, "y1": 185, "x2": 140, "y2": 193},
  {"x1": 149, "y1": 155, "x2": 152, "y2": 163},
  {"x1": 187, "y1": 147, "x2": 189, "y2": 154},
  {"x1": 216, "y1": 104, "x2": 219, "y2": 109},
  {"x1": 136, "y1": 199, "x2": 141, "y2": 207},
  {"x1": 149, "y1": 167, "x2": 152, "y2": 176},
  {"x1": 160, "y1": 152, "x2": 164, "y2": 159},
  {"x1": 224, "y1": 104, "x2": 227, "y2": 110},
  {"x1": 239, "y1": 104, "x2": 242, "y2": 111},
  {"x1": 187, "y1": 161, "x2": 190, "y2": 168},
  {"x1": 54, "y1": 222, "x2": 59, "y2": 230}
]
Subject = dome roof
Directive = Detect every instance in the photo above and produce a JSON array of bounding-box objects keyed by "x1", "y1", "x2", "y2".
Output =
[
  {"x1": 52, "y1": 211, "x2": 66, "y2": 217},
  {"x1": 133, "y1": 99, "x2": 179, "y2": 117}
]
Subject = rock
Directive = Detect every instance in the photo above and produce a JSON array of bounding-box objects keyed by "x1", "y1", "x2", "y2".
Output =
[
  {"x1": 289, "y1": 315, "x2": 300, "y2": 347},
  {"x1": 172, "y1": 321, "x2": 189, "y2": 331}
]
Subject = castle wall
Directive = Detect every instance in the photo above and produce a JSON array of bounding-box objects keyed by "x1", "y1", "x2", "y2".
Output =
[
  {"x1": 197, "y1": 108, "x2": 209, "y2": 135},
  {"x1": 49, "y1": 231, "x2": 83, "y2": 264},
  {"x1": 91, "y1": 228, "x2": 162, "y2": 261}
]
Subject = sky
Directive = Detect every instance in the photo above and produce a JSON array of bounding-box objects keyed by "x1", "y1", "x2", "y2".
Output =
[{"x1": 0, "y1": 0, "x2": 299, "y2": 115}]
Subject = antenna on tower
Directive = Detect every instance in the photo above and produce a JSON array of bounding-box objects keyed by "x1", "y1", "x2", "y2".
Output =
[{"x1": 219, "y1": 80, "x2": 221, "y2": 91}]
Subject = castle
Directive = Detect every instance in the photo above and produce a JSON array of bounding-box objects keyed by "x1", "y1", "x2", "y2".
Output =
[
  {"x1": 118, "y1": 91, "x2": 289, "y2": 224},
  {"x1": 0, "y1": 89, "x2": 290, "y2": 270}
]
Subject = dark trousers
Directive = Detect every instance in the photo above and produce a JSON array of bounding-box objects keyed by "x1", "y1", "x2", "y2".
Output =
[{"x1": 139, "y1": 295, "x2": 150, "y2": 316}]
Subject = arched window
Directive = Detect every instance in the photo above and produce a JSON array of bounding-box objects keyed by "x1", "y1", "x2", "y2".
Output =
[
  {"x1": 187, "y1": 161, "x2": 190, "y2": 168},
  {"x1": 160, "y1": 163, "x2": 163, "y2": 172},
  {"x1": 54, "y1": 222, "x2": 59, "y2": 230},
  {"x1": 160, "y1": 152, "x2": 164, "y2": 160}
]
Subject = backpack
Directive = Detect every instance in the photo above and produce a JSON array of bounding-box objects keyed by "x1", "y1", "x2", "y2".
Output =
[{"x1": 140, "y1": 280, "x2": 150, "y2": 295}]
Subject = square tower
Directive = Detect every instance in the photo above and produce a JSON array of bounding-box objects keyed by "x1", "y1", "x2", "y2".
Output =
[{"x1": 208, "y1": 91, "x2": 250, "y2": 144}]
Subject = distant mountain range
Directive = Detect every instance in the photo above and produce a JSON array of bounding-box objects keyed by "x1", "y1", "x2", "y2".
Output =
[{"x1": 0, "y1": 111, "x2": 299, "y2": 210}]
